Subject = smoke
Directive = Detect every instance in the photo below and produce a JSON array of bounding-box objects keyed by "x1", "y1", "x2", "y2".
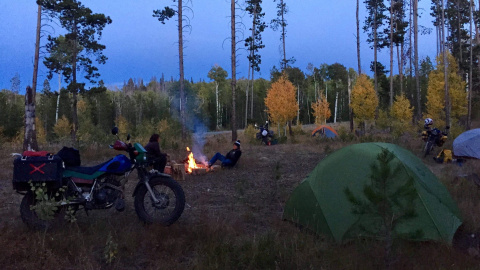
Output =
[{"x1": 191, "y1": 117, "x2": 208, "y2": 164}]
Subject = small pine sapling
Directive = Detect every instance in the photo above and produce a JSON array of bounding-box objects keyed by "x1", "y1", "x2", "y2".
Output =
[{"x1": 344, "y1": 148, "x2": 421, "y2": 268}]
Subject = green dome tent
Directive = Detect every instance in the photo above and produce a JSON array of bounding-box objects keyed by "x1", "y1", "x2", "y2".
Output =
[{"x1": 283, "y1": 143, "x2": 462, "y2": 244}]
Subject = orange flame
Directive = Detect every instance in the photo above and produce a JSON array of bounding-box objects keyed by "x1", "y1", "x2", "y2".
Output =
[{"x1": 186, "y1": 147, "x2": 197, "y2": 173}]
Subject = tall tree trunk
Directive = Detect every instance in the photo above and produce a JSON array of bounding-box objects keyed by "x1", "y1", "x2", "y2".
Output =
[
  {"x1": 56, "y1": 73, "x2": 61, "y2": 123},
  {"x1": 245, "y1": 65, "x2": 251, "y2": 128},
  {"x1": 246, "y1": 8, "x2": 256, "y2": 127},
  {"x1": 231, "y1": 0, "x2": 237, "y2": 141},
  {"x1": 468, "y1": 0, "x2": 473, "y2": 130},
  {"x1": 390, "y1": 0, "x2": 394, "y2": 107},
  {"x1": 251, "y1": 66, "x2": 254, "y2": 119},
  {"x1": 179, "y1": 0, "x2": 186, "y2": 140},
  {"x1": 397, "y1": 44, "x2": 404, "y2": 94},
  {"x1": 409, "y1": 0, "x2": 413, "y2": 98},
  {"x1": 24, "y1": 4, "x2": 41, "y2": 151},
  {"x1": 374, "y1": 11, "x2": 378, "y2": 94},
  {"x1": 216, "y1": 82, "x2": 220, "y2": 129},
  {"x1": 357, "y1": 0, "x2": 362, "y2": 74},
  {"x1": 71, "y1": 22, "x2": 78, "y2": 143},
  {"x1": 458, "y1": 1, "x2": 463, "y2": 77},
  {"x1": 348, "y1": 75, "x2": 354, "y2": 131},
  {"x1": 414, "y1": 0, "x2": 421, "y2": 119},
  {"x1": 297, "y1": 84, "x2": 300, "y2": 124},
  {"x1": 24, "y1": 86, "x2": 38, "y2": 151},
  {"x1": 281, "y1": 0, "x2": 286, "y2": 70},
  {"x1": 441, "y1": 0, "x2": 451, "y2": 127}
]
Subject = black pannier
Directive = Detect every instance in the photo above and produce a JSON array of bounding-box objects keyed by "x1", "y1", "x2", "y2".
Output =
[
  {"x1": 57, "y1": 146, "x2": 81, "y2": 167},
  {"x1": 13, "y1": 155, "x2": 64, "y2": 191}
]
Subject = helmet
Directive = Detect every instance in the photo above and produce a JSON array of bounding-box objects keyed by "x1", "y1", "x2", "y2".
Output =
[{"x1": 424, "y1": 118, "x2": 433, "y2": 126}]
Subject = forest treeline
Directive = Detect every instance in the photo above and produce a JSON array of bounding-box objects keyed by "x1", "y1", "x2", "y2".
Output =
[
  {"x1": 3, "y1": 0, "x2": 480, "y2": 148},
  {"x1": 1, "y1": 58, "x2": 446, "y2": 146}
]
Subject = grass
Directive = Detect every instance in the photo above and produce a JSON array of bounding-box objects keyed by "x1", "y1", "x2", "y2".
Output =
[{"x1": 1, "y1": 127, "x2": 480, "y2": 269}]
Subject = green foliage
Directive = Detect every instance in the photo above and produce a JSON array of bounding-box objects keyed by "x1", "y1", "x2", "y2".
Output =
[
  {"x1": 344, "y1": 148, "x2": 420, "y2": 267},
  {"x1": 152, "y1": 6, "x2": 176, "y2": 24},
  {"x1": 376, "y1": 109, "x2": 390, "y2": 130},
  {"x1": 0, "y1": 90, "x2": 23, "y2": 139},
  {"x1": 54, "y1": 115, "x2": 72, "y2": 141},
  {"x1": 39, "y1": 0, "x2": 112, "y2": 85},
  {"x1": 337, "y1": 126, "x2": 355, "y2": 142},
  {"x1": 244, "y1": 124, "x2": 257, "y2": 144},
  {"x1": 292, "y1": 124, "x2": 305, "y2": 135},
  {"x1": 29, "y1": 182, "x2": 67, "y2": 222},
  {"x1": 104, "y1": 232, "x2": 118, "y2": 264}
]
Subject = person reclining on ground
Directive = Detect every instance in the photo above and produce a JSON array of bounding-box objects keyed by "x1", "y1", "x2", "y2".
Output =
[{"x1": 207, "y1": 140, "x2": 242, "y2": 168}]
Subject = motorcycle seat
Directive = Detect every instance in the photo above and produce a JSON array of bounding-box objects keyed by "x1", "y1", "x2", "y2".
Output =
[{"x1": 65, "y1": 159, "x2": 112, "y2": 175}]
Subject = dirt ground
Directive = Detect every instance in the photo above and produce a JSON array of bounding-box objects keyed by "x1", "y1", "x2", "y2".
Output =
[{"x1": 1, "y1": 129, "x2": 480, "y2": 269}]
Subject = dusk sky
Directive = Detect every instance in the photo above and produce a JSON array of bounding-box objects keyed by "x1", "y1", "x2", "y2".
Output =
[{"x1": 0, "y1": 0, "x2": 437, "y2": 92}]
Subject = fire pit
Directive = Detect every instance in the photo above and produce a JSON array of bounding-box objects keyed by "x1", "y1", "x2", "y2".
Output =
[
  {"x1": 164, "y1": 147, "x2": 220, "y2": 180},
  {"x1": 185, "y1": 147, "x2": 209, "y2": 175}
]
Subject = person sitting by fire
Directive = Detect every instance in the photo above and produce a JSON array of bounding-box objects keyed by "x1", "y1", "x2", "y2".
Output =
[
  {"x1": 207, "y1": 140, "x2": 242, "y2": 168},
  {"x1": 144, "y1": 134, "x2": 168, "y2": 173}
]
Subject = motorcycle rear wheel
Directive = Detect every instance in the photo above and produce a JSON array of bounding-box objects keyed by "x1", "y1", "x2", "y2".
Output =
[
  {"x1": 20, "y1": 191, "x2": 65, "y2": 230},
  {"x1": 134, "y1": 176, "x2": 185, "y2": 225}
]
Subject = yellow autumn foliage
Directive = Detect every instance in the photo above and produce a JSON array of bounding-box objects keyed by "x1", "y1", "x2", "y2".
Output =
[
  {"x1": 116, "y1": 115, "x2": 130, "y2": 138},
  {"x1": 426, "y1": 52, "x2": 467, "y2": 127},
  {"x1": 54, "y1": 115, "x2": 71, "y2": 140},
  {"x1": 265, "y1": 75, "x2": 299, "y2": 126},
  {"x1": 350, "y1": 74, "x2": 378, "y2": 125},
  {"x1": 311, "y1": 93, "x2": 331, "y2": 125},
  {"x1": 35, "y1": 117, "x2": 47, "y2": 145},
  {"x1": 390, "y1": 94, "x2": 414, "y2": 135}
]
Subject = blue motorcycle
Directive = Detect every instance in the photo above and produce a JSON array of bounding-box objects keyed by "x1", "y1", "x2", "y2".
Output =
[{"x1": 14, "y1": 127, "x2": 185, "y2": 229}]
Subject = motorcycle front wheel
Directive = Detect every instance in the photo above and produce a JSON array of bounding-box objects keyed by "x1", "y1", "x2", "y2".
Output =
[{"x1": 134, "y1": 176, "x2": 185, "y2": 225}]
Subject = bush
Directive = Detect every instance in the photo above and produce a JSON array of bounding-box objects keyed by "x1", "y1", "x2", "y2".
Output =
[
  {"x1": 292, "y1": 124, "x2": 306, "y2": 135},
  {"x1": 338, "y1": 126, "x2": 355, "y2": 142},
  {"x1": 376, "y1": 109, "x2": 391, "y2": 130},
  {"x1": 54, "y1": 115, "x2": 72, "y2": 141},
  {"x1": 244, "y1": 124, "x2": 257, "y2": 144}
]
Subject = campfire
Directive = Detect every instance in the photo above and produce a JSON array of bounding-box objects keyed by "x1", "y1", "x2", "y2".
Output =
[
  {"x1": 165, "y1": 147, "x2": 218, "y2": 180},
  {"x1": 185, "y1": 147, "x2": 209, "y2": 175}
]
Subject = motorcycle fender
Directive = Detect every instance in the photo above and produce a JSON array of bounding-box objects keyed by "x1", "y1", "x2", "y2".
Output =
[{"x1": 132, "y1": 173, "x2": 173, "y2": 197}]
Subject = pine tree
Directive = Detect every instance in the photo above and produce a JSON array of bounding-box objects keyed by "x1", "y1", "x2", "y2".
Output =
[
  {"x1": 38, "y1": 0, "x2": 112, "y2": 143},
  {"x1": 345, "y1": 148, "x2": 419, "y2": 268},
  {"x1": 153, "y1": 0, "x2": 189, "y2": 140}
]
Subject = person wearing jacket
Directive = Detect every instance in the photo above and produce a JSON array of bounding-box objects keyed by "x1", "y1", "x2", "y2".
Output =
[
  {"x1": 208, "y1": 140, "x2": 242, "y2": 167},
  {"x1": 144, "y1": 134, "x2": 167, "y2": 173}
]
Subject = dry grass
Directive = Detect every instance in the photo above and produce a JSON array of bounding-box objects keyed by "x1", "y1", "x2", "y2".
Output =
[{"x1": 1, "y1": 128, "x2": 480, "y2": 269}]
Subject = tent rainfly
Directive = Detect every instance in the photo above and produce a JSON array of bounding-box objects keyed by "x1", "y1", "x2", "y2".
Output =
[{"x1": 283, "y1": 143, "x2": 462, "y2": 244}]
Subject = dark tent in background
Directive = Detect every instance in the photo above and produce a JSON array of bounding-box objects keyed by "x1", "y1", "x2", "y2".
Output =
[
  {"x1": 453, "y1": 128, "x2": 480, "y2": 159},
  {"x1": 311, "y1": 125, "x2": 338, "y2": 138},
  {"x1": 283, "y1": 143, "x2": 462, "y2": 244}
]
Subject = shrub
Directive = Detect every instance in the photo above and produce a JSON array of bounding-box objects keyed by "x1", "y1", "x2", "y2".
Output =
[
  {"x1": 292, "y1": 124, "x2": 306, "y2": 135},
  {"x1": 244, "y1": 124, "x2": 257, "y2": 144},
  {"x1": 54, "y1": 115, "x2": 72, "y2": 141},
  {"x1": 338, "y1": 126, "x2": 355, "y2": 142}
]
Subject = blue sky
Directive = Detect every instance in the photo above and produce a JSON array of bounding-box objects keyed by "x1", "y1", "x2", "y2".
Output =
[{"x1": 0, "y1": 0, "x2": 437, "y2": 92}]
